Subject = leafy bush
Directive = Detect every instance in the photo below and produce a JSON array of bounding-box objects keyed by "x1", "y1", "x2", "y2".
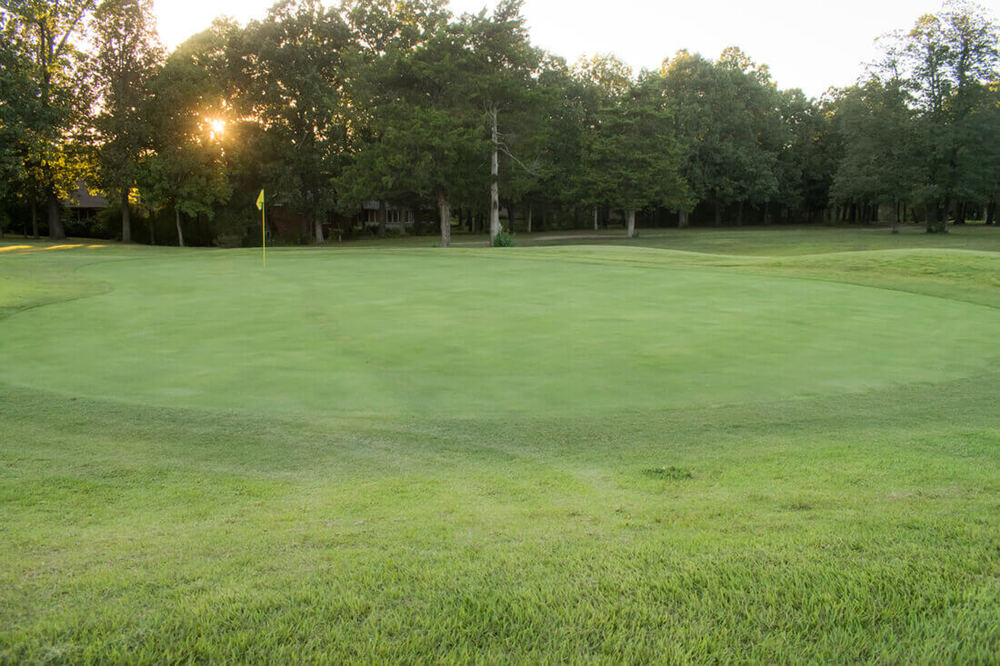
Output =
[{"x1": 493, "y1": 231, "x2": 515, "y2": 247}]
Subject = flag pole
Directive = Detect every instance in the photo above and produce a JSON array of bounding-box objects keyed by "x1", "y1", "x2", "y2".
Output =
[{"x1": 260, "y1": 189, "x2": 266, "y2": 268}]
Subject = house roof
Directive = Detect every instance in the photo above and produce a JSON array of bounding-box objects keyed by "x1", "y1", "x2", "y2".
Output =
[{"x1": 64, "y1": 182, "x2": 109, "y2": 209}]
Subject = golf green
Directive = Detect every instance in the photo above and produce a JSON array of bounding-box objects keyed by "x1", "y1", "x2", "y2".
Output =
[{"x1": 2, "y1": 246, "x2": 998, "y2": 417}]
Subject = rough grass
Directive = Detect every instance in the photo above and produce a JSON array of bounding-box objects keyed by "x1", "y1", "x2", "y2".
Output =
[{"x1": 2, "y1": 227, "x2": 999, "y2": 663}]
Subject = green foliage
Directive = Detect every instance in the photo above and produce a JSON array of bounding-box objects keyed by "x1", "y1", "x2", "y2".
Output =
[
  {"x1": 336, "y1": 5, "x2": 490, "y2": 245},
  {"x1": 231, "y1": 0, "x2": 355, "y2": 243},
  {"x1": 492, "y1": 230, "x2": 515, "y2": 246},
  {"x1": 139, "y1": 21, "x2": 234, "y2": 241},
  {"x1": 656, "y1": 49, "x2": 782, "y2": 221},
  {"x1": 0, "y1": 0, "x2": 96, "y2": 239},
  {"x1": 91, "y1": 0, "x2": 162, "y2": 240},
  {"x1": 872, "y1": 0, "x2": 1000, "y2": 228},
  {"x1": 831, "y1": 77, "x2": 921, "y2": 206},
  {"x1": 1, "y1": 0, "x2": 999, "y2": 241},
  {"x1": 573, "y1": 53, "x2": 634, "y2": 98},
  {"x1": 581, "y1": 77, "x2": 691, "y2": 217}
]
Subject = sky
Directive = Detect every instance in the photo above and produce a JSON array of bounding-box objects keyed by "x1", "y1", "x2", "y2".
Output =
[{"x1": 152, "y1": 0, "x2": 1000, "y2": 99}]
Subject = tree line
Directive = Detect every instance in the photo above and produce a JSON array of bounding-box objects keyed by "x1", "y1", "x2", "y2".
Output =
[{"x1": 1, "y1": 0, "x2": 998, "y2": 247}]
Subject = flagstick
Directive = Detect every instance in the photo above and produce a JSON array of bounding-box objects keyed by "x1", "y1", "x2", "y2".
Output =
[{"x1": 261, "y1": 191, "x2": 266, "y2": 268}]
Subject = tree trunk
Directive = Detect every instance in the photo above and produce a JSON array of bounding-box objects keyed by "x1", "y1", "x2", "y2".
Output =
[
  {"x1": 714, "y1": 200, "x2": 723, "y2": 226},
  {"x1": 926, "y1": 202, "x2": 948, "y2": 234},
  {"x1": 527, "y1": 205, "x2": 533, "y2": 233},
  {"x1": 47, "y1": 191, "x2": 65, "y2": 240},
  {"x1": 489, "y1": 107, "x2": 501, "y2": 245},
  {"x1": 954, "y1": 202, "x2": 966, "y2": 225},
  {"x1": 148, "y1": 217, "x2": 156, "y2": 245},
  {"x1": 678, "y1": 210, "x2": 689, "y2": 228},
  {"x1": 736, "y1": 201, "x2": 744, "y2": 226},
  {"x1": 986, "y1": 200, "x2": 996, "y2": 225},
  {"x1": 437, "y1": 191, "x2": 451, "y2": 248},
  {"x1": 507, "y1": 202, "x2": 515, "y2": 234},
  {"x1": 121, "y1": 189, "x2": 132, "y2": 243},
  {"x1": 378, "y1": 200, "x2": 386, "y2": 237},
  {"x1": 626, "y1": 209, "x2": 635, "y2": 238},
  {"x1": 175, "y1": 207, "x2": 185, "y2": 247},
  {"x1": 30, "y1": 201, "x2": 39, "y2": 239},
  {"x1": 763, "y1": 202, "x2": 770, "y2": 225},
  {"x1": 593, "y1": 206, "x2": 599, "y2": 231},
  {"x1": 314, "y1": 215, "x2": 324, "y2": 244}
]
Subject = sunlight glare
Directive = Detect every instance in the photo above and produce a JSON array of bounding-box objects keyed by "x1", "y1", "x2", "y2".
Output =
[{"x1": 207, "y1": 118, "x2": 226, "y2": 139}]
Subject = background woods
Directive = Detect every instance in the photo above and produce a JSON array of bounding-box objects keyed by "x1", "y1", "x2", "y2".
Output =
[{"x1": 0, "y1": 0, "x2": 998, "y2": 244}]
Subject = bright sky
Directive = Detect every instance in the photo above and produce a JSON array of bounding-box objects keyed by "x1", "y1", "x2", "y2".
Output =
[{"x1": 153, "y1": 0, "x2": 1000, "y2": 98}]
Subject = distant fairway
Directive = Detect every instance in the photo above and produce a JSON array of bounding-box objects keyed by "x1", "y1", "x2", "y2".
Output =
[{"x1": 2, "y1": 229, "x2": 999, "y2": 662}]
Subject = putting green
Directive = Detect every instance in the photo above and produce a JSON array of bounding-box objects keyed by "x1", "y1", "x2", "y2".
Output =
[{"x1": 2, "y1": 246, "x2": 998, "y2": 417}]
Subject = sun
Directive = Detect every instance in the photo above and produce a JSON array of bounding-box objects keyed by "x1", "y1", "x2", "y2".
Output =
[{"x1": 207, "y1": 118, "x2": 226, "y2": 139}]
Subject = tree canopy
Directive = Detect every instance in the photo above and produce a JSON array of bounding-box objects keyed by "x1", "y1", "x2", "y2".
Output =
[{"x1": 0, "y1": 0, "x2": 997, "y2": 244}]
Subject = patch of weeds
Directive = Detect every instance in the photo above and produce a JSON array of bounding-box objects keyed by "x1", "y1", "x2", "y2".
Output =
[{"x1": 642, "y1": 466, "x2": 693, "y2": 481}]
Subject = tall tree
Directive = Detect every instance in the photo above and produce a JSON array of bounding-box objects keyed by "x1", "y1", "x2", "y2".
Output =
[
  {"x1": 0, "y1": 0, "x2": 95, "y2": 240},
  {"x1": 0, "y1": 16, "x2": 31, "y2": 228},
  {"x1": 336, "y1": 11, "x2": 485, "y2": 247},
  {"x1": 879, "y1": 0, "x2": 1000, "y2": 231},
  {"x1": 141, "y1": 23, "x2": 234, "y2": 246},
  {"x1": 657, "y1": 49, "x2": 779, "y2": 226},
  {"x1": 92, "y1": 0, "x2": 162, "y2": 243},
  {"x1": 462, "y1": 0, "x2": 541, "y2": 244},
  {"x1": 497, "y1": 53, "x2": 575, "y2": 233},
  {"x1": 230, "y1": 0, "x2": 353, "y2": 244},
  {"x1": 775, "y1": 88, "x2": 841, "y2": 223},
  {"x1": 830, "y1": 77, "x2": 922, "y2": 226},
  {"x1": 587, "y1": 77, "x2": 690, "y2": 237}
]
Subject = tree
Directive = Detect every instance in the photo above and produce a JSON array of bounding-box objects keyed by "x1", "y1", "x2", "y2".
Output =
[
  {"x1": 572, "y1": 53, "x2": 628, "y2": 230},
  {"x1": 0, "y1": 18, "x2": 31, "y2": 231},
  {"x1": 879, "y1": 0, "x2": 1000, "y2": 231},
  {"x1": 229, "y1": 0, "x2": 353, "y2": 244},
  {"x1": 497, "y1": 53, "x2": 575, "y2": 233},
  {"x1": 657, "y1": 49, "x2": 779, "y2": 226},
  {"x1": 461, "y1": 0, "x2": 541, "y2": 244},
  {"x1": 92, "y1": 0, "x2": 162, "y2": 243},
  {"x1": 776, "y1": 88, "x2": 841, "y2": 224},
  {"x1": 586, "y1": 77, "x2": 690, "y2": 237},
  {"x1": 141, "y1": 23, "x2": 234, "y2": 246},
  {"x1": 0, "y1": 0, "x2": 95, "y2": 240},
  {"x1": 336, "y1": 12, "x2": 485, "y2": 247},
  {"x1": 830, "y1": 77, "x2": 922, "y2": 227}
]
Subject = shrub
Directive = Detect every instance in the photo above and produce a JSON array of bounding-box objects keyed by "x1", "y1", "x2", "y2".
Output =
[{"x1": 493, "y1": 231, "x2": 515, "y2": 247}]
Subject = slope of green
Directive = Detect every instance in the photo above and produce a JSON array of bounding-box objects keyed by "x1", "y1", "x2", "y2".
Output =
[{"x1": 2, "y1": 229, "x2": 999, "y2": 663}]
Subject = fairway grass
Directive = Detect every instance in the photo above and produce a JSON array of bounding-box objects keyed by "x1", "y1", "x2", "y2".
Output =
[{"x1": 2, "y1": 228, "x2": 999, "y2": 663}]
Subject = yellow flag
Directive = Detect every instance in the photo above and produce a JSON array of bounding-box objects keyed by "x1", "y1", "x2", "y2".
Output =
[{"x1": 255, "y1": 189, "x2": 264, "y2": 210}]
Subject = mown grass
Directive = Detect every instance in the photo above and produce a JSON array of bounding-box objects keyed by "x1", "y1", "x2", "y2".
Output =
[{"x1": 2, "y1": 227, "x2": 999, "y2": 663}]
